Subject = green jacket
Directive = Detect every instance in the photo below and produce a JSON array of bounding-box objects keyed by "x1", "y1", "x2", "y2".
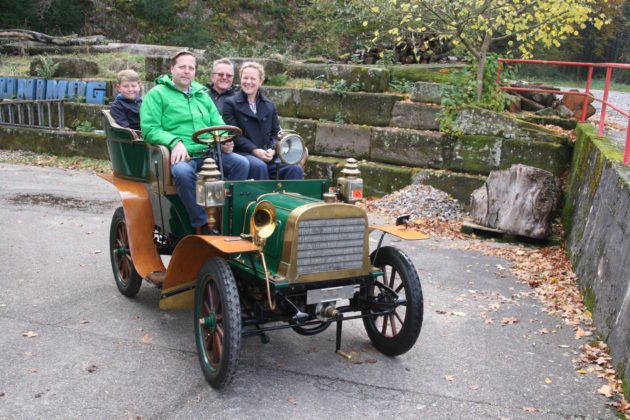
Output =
[{"x1": 140, "y1": 74, "x2": 224, "y2": 155}]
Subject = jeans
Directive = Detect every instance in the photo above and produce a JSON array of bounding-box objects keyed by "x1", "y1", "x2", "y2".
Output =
[
  {"x1": 243, "y1": 154, "x2": 303, "y2": 180},
  {"x1": 171, "y1": 151, "x2": 249, "y2": 228}
]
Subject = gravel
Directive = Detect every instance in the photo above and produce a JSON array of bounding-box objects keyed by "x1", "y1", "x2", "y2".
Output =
[{"x1": 366, "y1": 183, "x2": 465, "y2": 222}]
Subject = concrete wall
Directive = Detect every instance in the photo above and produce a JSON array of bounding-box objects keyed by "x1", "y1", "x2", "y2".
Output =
[{"x1": 563, "y1": 124, "x2": 630, "y2": 387}]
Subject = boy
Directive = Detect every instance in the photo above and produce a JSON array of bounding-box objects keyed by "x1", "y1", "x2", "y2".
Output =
[{"x1": 110, "y1": 69, "x2": 142, "y2": 130}]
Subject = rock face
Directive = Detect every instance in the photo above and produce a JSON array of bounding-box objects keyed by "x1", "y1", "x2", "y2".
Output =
[
  {"x1": 30, "y1": 57, "x2": 99, "y2": 78},
  {"x1": 469, "y1": 164, "x2": 561, "y2": 239}
]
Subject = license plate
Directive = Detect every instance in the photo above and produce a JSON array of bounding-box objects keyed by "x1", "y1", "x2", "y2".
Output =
[{"x1": 307, "y1": 285, "x2": 355, "y2": 305}]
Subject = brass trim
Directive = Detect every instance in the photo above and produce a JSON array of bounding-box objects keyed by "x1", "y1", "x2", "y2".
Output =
[{"x1": 278, "y1": 203, "x2": 370, "y2": 283}]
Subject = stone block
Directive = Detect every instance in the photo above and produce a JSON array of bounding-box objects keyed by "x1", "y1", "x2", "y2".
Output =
[
  {"x1": 304, "y1": 155, "x2": 345, "y2": 181},
  {"x1": 390, "y1": 102, "x2": 440, "y2": 130},
  {"x1": 286, "y1": 63, "x2": 327, "y2": 80},
  {"x1": 278, "y1": 117, "x2": 317, "y2": 151},
  {"x1": 357, "y1": 161, "x2": 416, "y2": 196},
  {"x1": 261, "y1": 87, "x2": 300, "y2": 118},
  {"x1": 64, "y1": 103, "x2": 104, "y2": 130},
  {"x1": 371, "y1": 127, "x2": 444, "y2": 168},
  {"x1": 315, "y1": 122, "x2": 371, "y2": 159},
  {"x1": 501, "y1": 138, "x2": 572, "y2": 177},
  {"x1": 447, "y1": 135, "x2": 503, "y2": 174},
  {"x1": 410, "y1": 81, "x2": 442, "y2": 104},
  {"x1": 145, "y1": 55, "x2": 170, "y2": 82},
  {"x1": 453, "y1": 106, "x2": 568, "y2": 144},
  {"x1": 413, "y1": 170, "x2": 486, "y2": 210},
  {"x1": 298, "y1": 89, "x2": 402, "y2": 126},
  {"x1": 0, "y1": 125, "x2": 108, "y2": 160},
  {"x1": 30, "y1": 57, "x2": 99, "y2": 78},
  {"x1": 390, "y1": 64, "x2": 463, "y2": 83},
  {"x1": 327, "y1": 64, "x2": 389, "y2": 93}
]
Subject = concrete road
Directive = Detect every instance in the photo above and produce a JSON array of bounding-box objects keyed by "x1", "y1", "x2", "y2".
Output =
[{"x1": 0, "y1": 163, "x2": 617, "y2": 419}]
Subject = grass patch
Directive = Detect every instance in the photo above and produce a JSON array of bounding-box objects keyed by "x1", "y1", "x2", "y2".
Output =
[
  {"x1": 0, "y1": 150, "x2": 111, "y2": 173},
  {"x1": 0, "y1": 52, "x2": 145, "y2": 80}
]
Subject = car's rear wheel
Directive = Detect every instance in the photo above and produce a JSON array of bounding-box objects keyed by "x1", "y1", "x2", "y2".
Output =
[
  {"x1": 109, "y1": 207, "x2": 142, "y2": 297},
  {"x1": 194, "y1": 257, "x2": 242, "y2": 388},
  {"x1": 362, "y1": 246, "x2": 423, "y2": 356}
]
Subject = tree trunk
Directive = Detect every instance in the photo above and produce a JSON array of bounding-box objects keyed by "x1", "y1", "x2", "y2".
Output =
[
  {"x1": 469, "y1": 164, "x2": 562, "y2": 239},
  {"x1": 475, "y1": 34, "x2": 492, "y2": 102}
]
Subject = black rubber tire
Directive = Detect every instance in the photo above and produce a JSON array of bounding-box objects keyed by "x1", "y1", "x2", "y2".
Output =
[
  {"x1": 194, "y1": 257, "x2": 242, "y2": 389},
  {"x1": 362, "y1": 246, "x2": 423, "y2": 356},
  {"x1": 109, "y1": 207, "x2": 142, "y2": 297},
  {"x1": 291, "y1": 320, "x2": 332, "y2": 336}
]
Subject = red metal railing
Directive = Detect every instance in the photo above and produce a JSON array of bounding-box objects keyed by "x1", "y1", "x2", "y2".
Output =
[{"x1": 496, "y1": 58, "x2": 630, "y2": 165}]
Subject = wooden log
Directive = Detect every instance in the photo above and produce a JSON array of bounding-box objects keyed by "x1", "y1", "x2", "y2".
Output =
[
  {"x1": 0, "y1": 29, "x2": 105, "y2": 46},
  {"x1": 469, "y1": 164, "x2": 562, "y2": 239}
]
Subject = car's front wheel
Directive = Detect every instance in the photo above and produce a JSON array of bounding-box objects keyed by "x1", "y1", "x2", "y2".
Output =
[
  {"x1": 194, "y1": 257, "x2": 242, "y2": 388},
  {"x1": 362, "y1": 246, "x2": 423, "y2": 356}
]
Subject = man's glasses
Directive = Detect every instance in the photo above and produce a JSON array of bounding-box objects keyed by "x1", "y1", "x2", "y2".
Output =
[{"x1": 212, "y1": 73, "x2": 233, "y2": 78}]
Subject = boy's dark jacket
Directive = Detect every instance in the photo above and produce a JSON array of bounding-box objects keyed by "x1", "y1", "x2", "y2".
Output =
[{"x1": 110, "y1": 94, "x2": 142, "y2": 131}]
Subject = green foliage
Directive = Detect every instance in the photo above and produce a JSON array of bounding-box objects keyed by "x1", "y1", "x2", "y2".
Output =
[
  {"x1": 267, "y1": 72, "x2": 289, "y2": 86},
  {"x1": 34, "y1": 55, "x2": 59, "y2": 79},
  {"x1": 438, "y1": 54, "x2": 515, "y2": 133},
  {"x1": 389, "y1": 78, "x2": 414, "y2": 93},
  {"x1": 75, "y1": 120, "x2": 95, "y2": 132},
  {"x1": 330, "y1": 79, "x2": 360, "y2": 97},
  {"x1": 335, "y1": 112, "x2": 345, "y2": 124},
  {"x1": 0, "y1": 0, "x2": 91, "y2": 36}
]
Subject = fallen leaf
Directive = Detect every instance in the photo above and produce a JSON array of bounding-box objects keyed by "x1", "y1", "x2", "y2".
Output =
[
  {"x1": 444, "y1": 374, "x2": 454, "y2": 381},
  {"x1": 484, "y1": 318, "x2": 494, "y2": 324},
  {"x1": 545, "y1": 377, "x2": 552, "y2": 384},
  {"x1": 577, "y1": 369, "x2": 588, "y2": 374},
  {"x1": 501, "y1": 316, "x2": 519, "y2": 325},
  {"x1": 93, "y1": 249, "x2": 102, "y2": 254},
  {"x1": 522, "y1": 407, "x2": 537, "y2": 412},
  {"x1": 86, "y1": 364, "x2": 97, "y2": 373},
  {"x1": 80, "y1": 320, "x2": 89, "y2": 324},
  {"x1": 575, "y1": 327, "x2": 592, "y2": 339},
  {"x1": 452, "y1": 311, "x2": 466, "y2": 317},
  {"x1": 287, "y1": 396, "x2": 298, "y2": 405},
  {"x1": 141, "y1": 333, "x2": 152, "y2": 344},
  {"x1": 22, "y1": 331, "x2": 38, "y2": 338},
  {"x1": 365, "y1": 358, "x2": 377, "y2": 364},
  {"x1": 598, "y1": 384, "x2": 613, "y2": 398},
  {"x1": 29, "y1": 368, "x2": 37, "y2": 374},
  {"x1": 0, "y1": 391, "x2": 4, "y2": 397},
  {"x1": 539, "y1": 328, "x2": 549, "y2": 334},
  {"x1": 469, "y1": 384, "x2": 479, "y2": 390}
]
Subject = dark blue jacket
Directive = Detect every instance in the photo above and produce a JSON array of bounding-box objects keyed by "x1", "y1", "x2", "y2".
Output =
[
  {"x1": 222, "y1": 90, "x2": 280, "y2": 154},
  {"x1": 206, "y1": 83, "x2": 238, "y2": 114},
  {"x1": 110, "y1": 94, "x2": 142, "y2": 130}
]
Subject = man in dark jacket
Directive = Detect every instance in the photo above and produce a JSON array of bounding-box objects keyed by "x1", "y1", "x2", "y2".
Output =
[
  {"x1": 222, "y1": 61, "x2": 302, "y2": 180},
  {"x1": 206, "y1": 58, "x2": 238, "y2": 114}
]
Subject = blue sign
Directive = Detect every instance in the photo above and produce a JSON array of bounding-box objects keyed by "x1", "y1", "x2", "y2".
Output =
[
  {"x1": 0, "y1": 77, "x2": 17, "y2": 99},
  {"x1": 86, "y1": 81, "x2": 106, "y2": 104}
]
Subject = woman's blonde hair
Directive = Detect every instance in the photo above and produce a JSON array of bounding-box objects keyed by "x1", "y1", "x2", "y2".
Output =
[{"x1": 239, "y1": 61, "x2": 265, "y2": 82}]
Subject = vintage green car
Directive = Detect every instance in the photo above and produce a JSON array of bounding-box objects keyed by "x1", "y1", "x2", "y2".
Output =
[{"x1": 101, "y1": 110, "x2": 425, "y2": 388}]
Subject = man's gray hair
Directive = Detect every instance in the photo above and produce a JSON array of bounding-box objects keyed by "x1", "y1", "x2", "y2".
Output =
[{"x1": 212, "y1": 58, "x2": 234, "y2": 74}]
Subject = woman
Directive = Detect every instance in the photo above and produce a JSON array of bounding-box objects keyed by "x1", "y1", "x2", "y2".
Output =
[{"x1": 222, "y1": 61, "x2": 303, "y2": 180}]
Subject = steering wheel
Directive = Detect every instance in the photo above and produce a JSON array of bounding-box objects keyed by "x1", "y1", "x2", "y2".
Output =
[{"x1": 192, "y1": 125, "x2": 242, "y2": 146}]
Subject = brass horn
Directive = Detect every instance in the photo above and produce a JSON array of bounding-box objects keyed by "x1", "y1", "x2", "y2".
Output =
[{"x1": 250, "y1": 200, "x2": 277, "y2": 246}]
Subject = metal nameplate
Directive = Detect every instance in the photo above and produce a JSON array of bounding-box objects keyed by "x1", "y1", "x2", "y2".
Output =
[{"x1": 307, "y1": 285, "x2": 355, "y2": 305}]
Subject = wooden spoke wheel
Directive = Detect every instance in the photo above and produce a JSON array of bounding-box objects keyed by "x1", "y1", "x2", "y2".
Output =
[
  {"x1": 194, "y1": 257, "x2": 242, "y2": 388},
  {"x1": 362, "y1": 246, "x2": 423, "y2": 356},
  {"x1": 109, "y1": 207, "x2": 142, "y2": 297}
]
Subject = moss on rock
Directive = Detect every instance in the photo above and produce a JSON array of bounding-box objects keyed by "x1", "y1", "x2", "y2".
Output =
[
  {"x1": 390, "y1": 64, "x2": 464, "y2": 83},
  {"x1": 371, "y1": 127, "x2": 444, "y2": 168}
]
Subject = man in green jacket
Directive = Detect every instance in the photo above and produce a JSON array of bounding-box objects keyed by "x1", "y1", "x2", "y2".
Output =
[{"x1": 140, "y1": 50, "x2": 249, "y2": 234}]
